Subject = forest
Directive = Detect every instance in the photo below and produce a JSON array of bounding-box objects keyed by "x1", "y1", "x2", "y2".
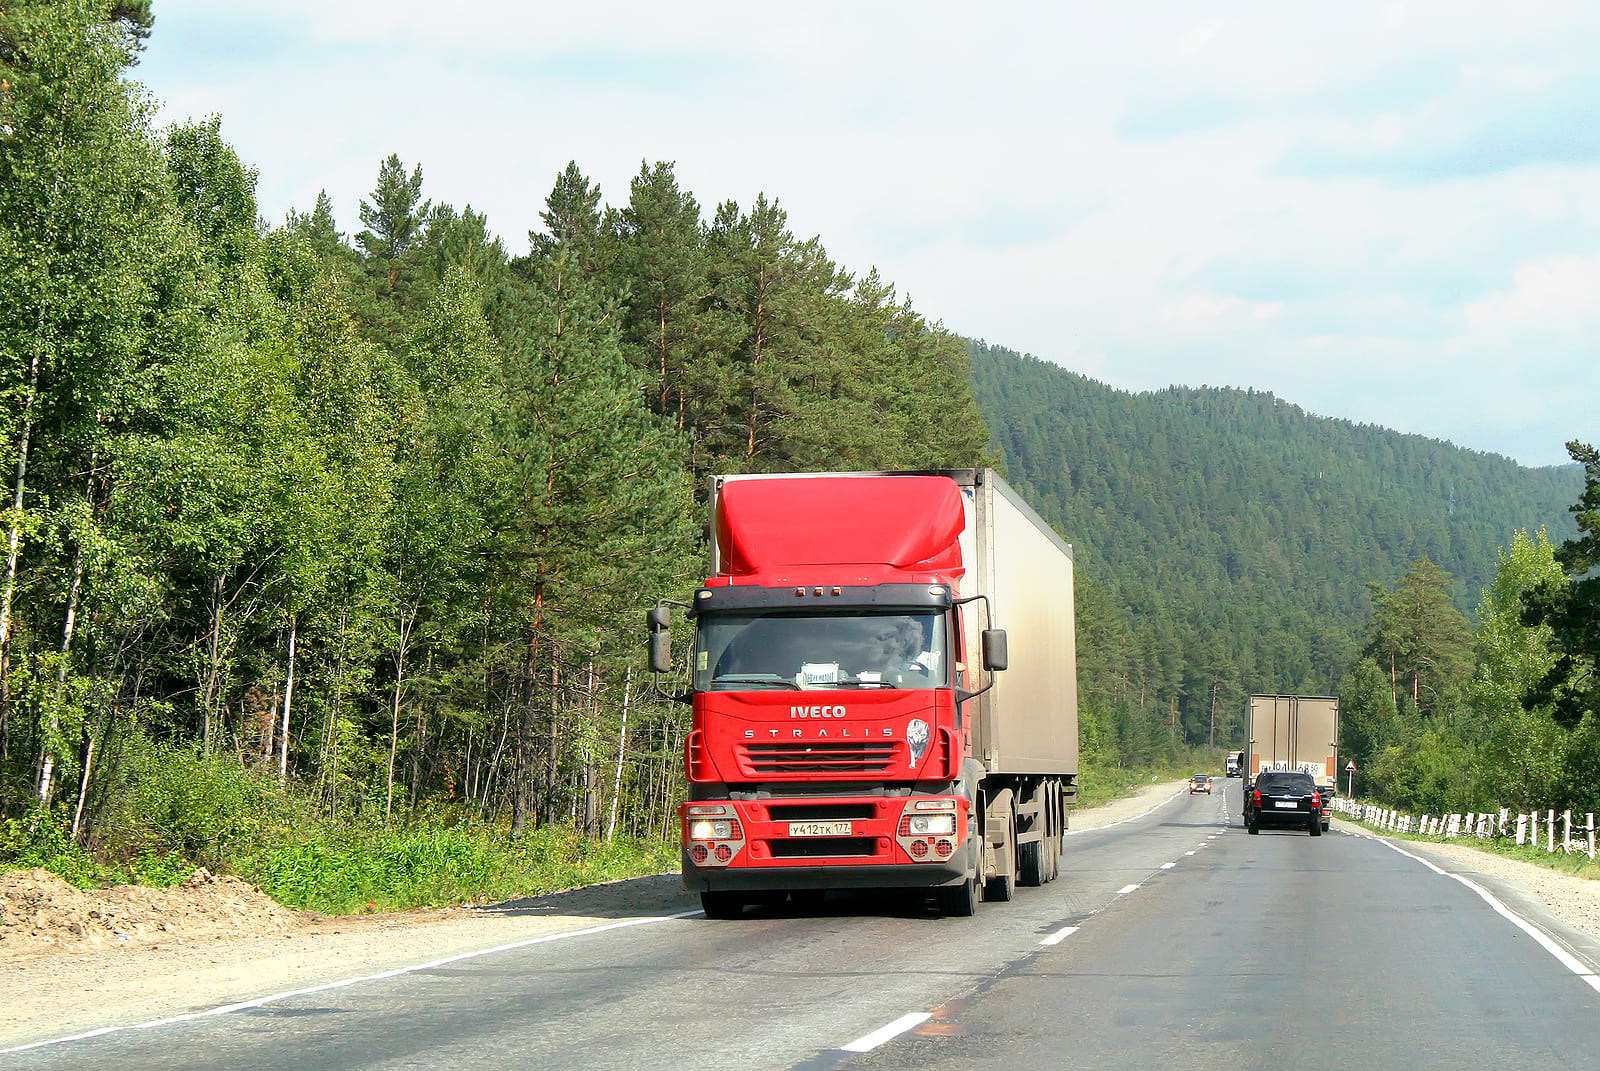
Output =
[
  {"x1": 3, "y1": 4, "x2": 1597, "y2": 902},
  {"x1": 971, "y1": 343, "x2": 1599, "y2": 814},
  {"x1": 971, "y1": 343, "x2": 1583, "y2": 749}
]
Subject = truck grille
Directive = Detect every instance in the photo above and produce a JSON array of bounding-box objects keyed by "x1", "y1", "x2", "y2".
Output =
[
  {"x1": 741, "y1": 741, "x2": 899, "y2": 775},
  {"x1": 768, "y1": 837, "x2": 877, "y2": 858},
  {"x1": 766, "y1": 803, "x2": 878, "y2": 821}
]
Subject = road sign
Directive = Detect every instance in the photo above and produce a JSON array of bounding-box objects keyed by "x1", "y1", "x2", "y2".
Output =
[{"x1": 1345, "y1": 760, "x2": 1357, "y2": 771}]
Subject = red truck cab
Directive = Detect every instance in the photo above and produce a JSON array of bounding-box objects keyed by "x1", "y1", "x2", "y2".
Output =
[{"x1": 651, "y1": 474, "x2": 1008, "y2": 918}]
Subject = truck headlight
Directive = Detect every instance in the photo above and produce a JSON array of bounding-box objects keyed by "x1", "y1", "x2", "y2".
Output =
[
  {"x1": 908, "y1": 814, "x2": 955, "y2": 836},
  {"x1": 689, "y1": 819, "x2": 733, "y2": 841}
]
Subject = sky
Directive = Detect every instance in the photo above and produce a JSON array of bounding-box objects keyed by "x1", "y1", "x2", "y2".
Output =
[{"x1": 132, "y1": 1, "x2": 1598, "y2": 469}]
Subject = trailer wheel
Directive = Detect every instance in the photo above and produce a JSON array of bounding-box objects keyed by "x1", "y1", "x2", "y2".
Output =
[
  {"x1": 701, "y1": 891, "x2": 744, "y2": 919},
  {"x1": 1017, "y1": 782, "x2": 1048, "y2": 887},
  {"x1": 1047, "y1": 780, "x2": 1062, "y2": 882},
  {"x1": 1018, "y1": 838, "x2": 1044, "y2": 887}
]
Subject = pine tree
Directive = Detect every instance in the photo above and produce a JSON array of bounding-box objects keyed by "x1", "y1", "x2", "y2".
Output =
[
  {"x1": 285, "y1": 190, "x2": 353, "y2": 266},
  {"x1": 1523, "y1": 441, "x2": 1600, "y2": 728},
  {"x1": 354, "y1": 154, "x2": 432, "y2": 343},
  {"x1": 613, "y1": 160, "x2": 725, "y2": 429},
  {"x1": 1362, "y1": 557, "x2": 1476, "y2": 718},
  {"x1": 494, "y1": 259, "x2": 696, "y2": 833},
  {"x1": 527, "y1": 161, "x2": 609, "y2": 277}
]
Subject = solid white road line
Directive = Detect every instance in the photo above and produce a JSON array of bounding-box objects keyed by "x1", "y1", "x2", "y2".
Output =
[
  {"x1": 1379, "y1": 838, "x2": 1600, "y2": 990},
  {"x1": 2, "y1": 910, "x2": 703, "y2": 1055},
  {"x1": 841, "y1": 1012, "x2": 933, "y2": 1053}
]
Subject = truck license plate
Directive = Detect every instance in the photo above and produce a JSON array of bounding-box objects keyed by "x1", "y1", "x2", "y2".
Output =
[
  {"x1": 1273, "y1": 801, "x2": 1299, "y2": 809},
  {"x1": 789, "y1": 821, "x2": 853, "y2": 837}
]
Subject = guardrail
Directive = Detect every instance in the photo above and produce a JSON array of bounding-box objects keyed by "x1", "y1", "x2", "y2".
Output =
[{"x1": 1329, "y1": 797, "x2": 1598, "y2": 860}]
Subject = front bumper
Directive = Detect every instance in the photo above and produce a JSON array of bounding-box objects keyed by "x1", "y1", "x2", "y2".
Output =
[{"x1": 683, "y1": 833, "x2": 977, "y2": 893}]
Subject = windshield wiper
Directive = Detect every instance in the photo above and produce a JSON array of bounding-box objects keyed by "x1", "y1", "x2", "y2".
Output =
[
  {"x1": 827, "y1": 679, "x2": 896, "y2": 689},
  {"x1": 710, "y1": 674, "x2": 801, "y2": 690}
]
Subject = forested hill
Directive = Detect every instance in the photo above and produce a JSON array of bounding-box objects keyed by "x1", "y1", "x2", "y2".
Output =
[{"x1": 969, "y1": 341, "x2": 1581, "y2": 742}]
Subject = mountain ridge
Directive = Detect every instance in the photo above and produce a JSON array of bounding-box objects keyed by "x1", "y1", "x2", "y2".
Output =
[{"x1": 968, "y1": 339, "x2": 1581, "y2": 743}]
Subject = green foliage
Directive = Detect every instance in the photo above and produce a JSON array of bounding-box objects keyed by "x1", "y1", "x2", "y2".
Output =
[
  {"x1": 1363, "y1": 557, "x2": 1476, "y2": 719},
  {"x1": 1337, "y1": 658, "x2": 1399, "y2": 794},
  {"x1": 1363, "y1": 722, "x2": 1481, "y2": 814},
  {"x1": 1353, "y1": 478, "x2": 1599, "y2": 813},
  {"x1": 0, "y1": 807, "x2": 100, "y2": 886},
  {"x1": 1522, "y1": 441, "x2": 1600, "y2": 729}
]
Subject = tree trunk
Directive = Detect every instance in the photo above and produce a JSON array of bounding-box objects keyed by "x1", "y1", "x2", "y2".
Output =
[
  {"x1": 386, "y1": 620, "x2": 408, "y2": 820},
  {"x1": 1, "y1": 153, "x2": 58, "y2": 777},
  {"x1": 70, "y1": 734, "x2": 95, "y2": 840},
  {"x1": 542, "y1": 659, "x2": 561, "y2": 828},
  {"x1": 35, "y1": 527, "x2": 85, "y2": 805},
  {"x1": 606, "y1": 668, "x2": 632, "y2": 841},
  {"x1": 511, "y1": 625, "x2": 539, "y2": 836},
  {"x1": 322, "y1": 606, "x2": 349, "y2": 819},
  {"x1": 1, "y1": 350, "x2": 42, "y2": 779},
  {"x1": 278, "y1": 618, "x2": 297, "y2": 784},
  {"x1": 201, "y1": 574, "x2": 226, "y2": 751}
]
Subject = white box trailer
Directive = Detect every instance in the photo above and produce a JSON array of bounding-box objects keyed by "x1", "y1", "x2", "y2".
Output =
[
  {"x1": 1247, "y1": 694, "x2": 1339, "y2": 789},
  {"x1": 962, "y1": 472, "x2": 1081, "y2": 786}
]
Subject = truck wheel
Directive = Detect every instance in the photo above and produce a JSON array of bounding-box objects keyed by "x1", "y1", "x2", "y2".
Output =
[
  {"x1": 701, "y1": 891, "x2": 744, "y2": 919},
  {"x1": 1018, "y1": 839, "x2": 1044, "y2": 887},
  {"x1": 937, "y1": 877, "x2": 978, "y2": 917},
  {"x1": 985, "y1": 802, "x2": 1016, "y2": 902}
]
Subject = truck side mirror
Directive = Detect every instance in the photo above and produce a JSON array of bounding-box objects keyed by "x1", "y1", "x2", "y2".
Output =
[
  {"x1": 647, "y1": 606, "x2": 672, "y2": 675},
  {"x1": 982, "y1": 628, "x2": 1008, "y2": 672}
]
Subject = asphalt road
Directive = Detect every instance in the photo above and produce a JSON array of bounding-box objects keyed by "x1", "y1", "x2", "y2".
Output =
[{"x1": 9, "y1": 781, "x2": 1600, "y2": 1070}]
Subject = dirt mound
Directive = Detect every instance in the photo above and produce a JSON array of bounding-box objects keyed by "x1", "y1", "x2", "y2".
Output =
[{"x1": 0, "y1": 867, "x2": 310, "y2": 955}]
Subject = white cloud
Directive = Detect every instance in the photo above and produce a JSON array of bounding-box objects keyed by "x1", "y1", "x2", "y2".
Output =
[
  {"x1": 1465, "y1": 254, "x2": 1600, "y2": 331},
  {"x1": 134, "y1": 1, "x2": 1600, "y2": 467},
  {"x1": 1163, "y1": 296, "x2": 1285, "y2": 325}
]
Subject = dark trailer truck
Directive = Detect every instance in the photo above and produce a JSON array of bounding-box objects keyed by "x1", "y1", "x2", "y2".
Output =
[{"x1": 649, "y1": 469, "x2": 1079, "y2": 917}]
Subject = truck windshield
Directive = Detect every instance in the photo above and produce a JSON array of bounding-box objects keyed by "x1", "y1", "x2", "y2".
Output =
[{"x1": 694, "y1": 611, "x2": 949, "y2": 692}]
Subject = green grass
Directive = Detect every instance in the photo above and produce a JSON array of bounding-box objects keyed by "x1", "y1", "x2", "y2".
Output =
[
  {"x1": 1075, "y1": 755, "x2": 1200, "y2": 810},
  {"x1": 1, "y1": 742, "x2": 678, "y2": 913},
  {"x1": 241, "y1": 819, "x2": 677, "y2": 915}
]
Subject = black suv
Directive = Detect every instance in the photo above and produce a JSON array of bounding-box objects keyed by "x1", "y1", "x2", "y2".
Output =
[{"x1": 1244, "y1": 770, "x2": 1323, "y2": 837}]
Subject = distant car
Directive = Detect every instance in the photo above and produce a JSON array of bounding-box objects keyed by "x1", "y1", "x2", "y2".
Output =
[
  {"x1": 1189, "y1": 774, "x2": 1212, "y2": 794},
  {"x1": 1244, "y1": 770, "x2": 1322, "y2": 836}
]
